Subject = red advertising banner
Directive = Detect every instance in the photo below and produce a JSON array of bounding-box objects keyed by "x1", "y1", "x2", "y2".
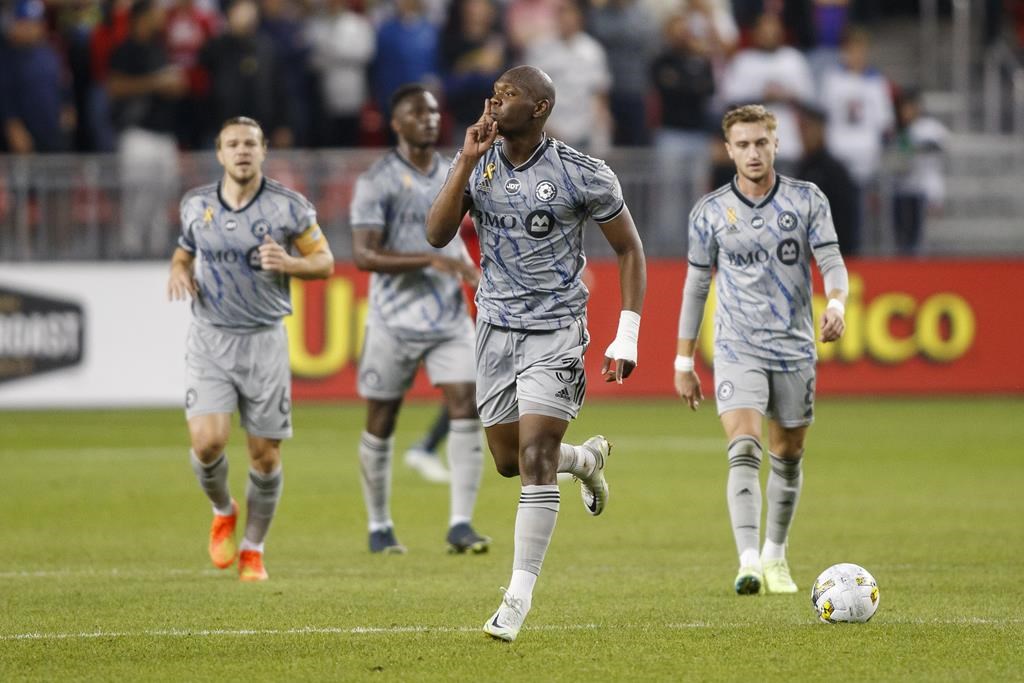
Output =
[{"x1": 289, "y1": 259, "x2": 1024, "y2": 400}]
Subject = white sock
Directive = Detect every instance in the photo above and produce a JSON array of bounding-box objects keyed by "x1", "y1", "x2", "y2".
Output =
[
  {"x1": 508, "y1": 569, "x2": 537, "y2": 599},
  {"x1": 762, "y1": 539, "x2": 786, "y2": 562},
  {"x1": 359, "y1": 431, "x2": 394, "y2": 532},
  {"x1": 447, "y1": 418, "x2": 484, "y2": 527},
  {"x1": 557, "y1": 443, "x2": 595, "y2": 478}
]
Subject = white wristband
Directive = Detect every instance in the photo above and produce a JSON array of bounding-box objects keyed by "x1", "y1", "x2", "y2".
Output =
[
  {"x1": 827, "y1": 298, "x2": 845, "y2": 316},
  {"x1": 674, "y1": 355, "x2": 694, "y2": 373}
]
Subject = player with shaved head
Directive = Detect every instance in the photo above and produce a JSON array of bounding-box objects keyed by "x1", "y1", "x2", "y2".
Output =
[{"x1": 428, "y1": 66, "x2": 647, "y2": 641}]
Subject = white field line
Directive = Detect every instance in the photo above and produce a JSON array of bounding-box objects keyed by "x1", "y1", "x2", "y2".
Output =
[{"x1": 3, "y1": 618, "x2": 1022, "y2": 642}]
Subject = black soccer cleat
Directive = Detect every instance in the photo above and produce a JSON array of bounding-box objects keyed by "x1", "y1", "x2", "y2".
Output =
[{"x1": 446, "y1": 522, "x2": 491, "y2": 554}]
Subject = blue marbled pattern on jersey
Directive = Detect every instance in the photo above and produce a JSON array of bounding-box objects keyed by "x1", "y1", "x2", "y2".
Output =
[
  {"x1": 460, "y1": 137, "x2": 624, "y2": 331},
  {"x1": 178, "y1": 177, "x2": 316, "y2": 329},
  {"x1": 350, "y1": 150, "x2": 469, "y2": 340},
  {"x1": 688, "y1": 174, "x2": 839, "y2": 370}
]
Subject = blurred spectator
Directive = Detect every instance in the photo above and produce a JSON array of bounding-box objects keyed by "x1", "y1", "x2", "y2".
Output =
[
  {"x1": 439, "y1": 0, "x2": 507, "y2": 135},
  {"x1": 107, "y1": 0, "x2": 186, "y2": 257},
  {"x1": 372, "y1": 0, "x2": 439, "y2": 123},
  {"x1": 732, "y1": 0, "x2": 815, "y2": 50},
  {"x1": 680, "y1": 0, "x2": 739, "y2": 58},
  {"x1": 200, "y1": 0, "x2": 292, "y2": 147},
  {"x1": 810, "y1": 0, "x2": 850, "y2": 76},
  {"x1": 719, "y1": 12, "x2": 814, "y2": 167},
  {"x1": 88, "y1": 0, "x2": 132, "y2": 151},
  {"x1": 588, "y1": 0, "x2": 660, "y2": 146},
  {"x1": 165, "y1": 0, "x2": 220, "y2": 149},
  {"x1": 0, "y1": 0, "x2": 72, "y2": 153},
  {"x1": 505, "y1": 0, "x2": 557, "y2": 58},
  {"x1": 523, "y1": 0, "x2": 610, "y2": 153},
  {"x1": 891, "y1": 88, "x2": 948, "y2": 255},
  {"x1": 819, "y1": 27, "x2": 894, "y2": 186},
  {"x1": 649, "y1": 11, "x2": 716, "y2": 244},
  {"x1": 56, "y1": 0, "x2": 101, "y2": 152},
  {"x1": 260, "y1": 0, "x2": 313, "y2": 147},
  {"x1": 795, "y1": 103, "x2": 860, "y2": 255},
  {"x1": 307, "y1": 0, "x2": 375, "y2": 148}
]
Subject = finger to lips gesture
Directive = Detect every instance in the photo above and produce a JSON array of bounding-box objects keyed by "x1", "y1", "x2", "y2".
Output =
[{"x1": 465, "y1": 98, "x2": 497, "y2": 156}]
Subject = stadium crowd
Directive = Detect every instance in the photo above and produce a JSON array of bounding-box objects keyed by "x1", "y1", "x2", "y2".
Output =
[{"x1": 2, "y1": 0, "x2": 1015, "y2": 253}]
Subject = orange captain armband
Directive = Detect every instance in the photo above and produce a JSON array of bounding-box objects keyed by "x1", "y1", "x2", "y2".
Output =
[{"x1": 293, "y1": 223, "x2": 326, "y2": 255}]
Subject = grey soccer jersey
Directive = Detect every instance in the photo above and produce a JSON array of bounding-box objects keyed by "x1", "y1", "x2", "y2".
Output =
[
  {"x1": 688, "y1": 174, "x2": 839, "y2": 370},
  {"x1": 178, "y1": 178, "x2": 320, "y2": 329},
  {"x1": 459, "y1": 136, "x2": 624, "y2": 331},
  {"x1": 350, "y1": 150, "x2": 470, "y2": 340}
]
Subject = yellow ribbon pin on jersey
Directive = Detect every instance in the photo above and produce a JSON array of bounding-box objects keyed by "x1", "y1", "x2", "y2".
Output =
[
  {"x1": 203, "y1": 206, "x2": 214, "y2": 223},
  {"x1": 726, "y1": 207, "x2": 737, "y2": 224},
  {"x1": 484, "y1": 162, "x2": 495, "y2": 181}
]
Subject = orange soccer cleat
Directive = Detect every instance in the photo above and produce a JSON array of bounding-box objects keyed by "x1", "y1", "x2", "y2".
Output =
[
  {"x1": 238, "y1": 550, "x2": 268, "y2": 582},
  {"x1": 208, "y1": 500, "x2": 239, "y2": 569}
]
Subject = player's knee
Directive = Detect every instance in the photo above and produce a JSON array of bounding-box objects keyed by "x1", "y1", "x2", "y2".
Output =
[
  {"x1": 248, "y1": 439, "x2": 281, "y2": 473},
  {"x1": 519, "y1": 441, "x2": 558, "y2": 479},
  {"x1": 192, "y1": 436, "x2": 228, "y2": 462},
  {"x1": 494, "y1": 459, "x2": 519, "y2": 478}
]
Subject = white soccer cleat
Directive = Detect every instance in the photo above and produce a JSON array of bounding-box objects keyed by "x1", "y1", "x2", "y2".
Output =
[
  {"x1": 483, "y1": 589, "x2": 531, "y2": 642},
  {"x1": 577, "y1": 435, "x2": 611, "y2": 516},
  {"x1": 403, "y1": 447, "x2": 450, "y2": 484}
]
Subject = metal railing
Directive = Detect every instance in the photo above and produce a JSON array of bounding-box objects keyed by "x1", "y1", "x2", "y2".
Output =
[{"x1": 1, "y1": 146, "x2": 1022, "y2": 263}]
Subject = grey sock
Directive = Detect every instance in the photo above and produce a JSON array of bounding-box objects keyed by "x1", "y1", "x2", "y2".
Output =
[
  {"x1": 726, "y1": 436, "x2": 763, "y2": 560},
  {"x1": 447, "y1": 418, "x2": 484, "y2": 525},
  {"x1": 190, "y1": 450, "x2": 232, "y2": 512},
  {"x1": 512, "y1": 485, "x2": 560, "y2": 575},
  {"x1": 244, "y1": 467, "x2": 283, "y2": 546},
  {"x1": 765, "y1": 451, "x2": 803, "y2": 546},
  {"x1": 359, "y1": 431, "x2": 393, "y2": 531}
]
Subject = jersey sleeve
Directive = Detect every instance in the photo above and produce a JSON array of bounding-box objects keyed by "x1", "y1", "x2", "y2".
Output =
[
  {"x1": 177, "y1": 196, "x2": 198, "y2": 253},
  {"x1": 583, "y1": 161, "x2": 625, "y2": 223},
  {"x1": 807, "y1": 185, "x2": 840, "y2": 249},
  {"x1": 686, "y1": 202, "x2": 717, "y2": 270},
  {"x1": 349, "y1": 171, "x2": 386, "y2": 229}
]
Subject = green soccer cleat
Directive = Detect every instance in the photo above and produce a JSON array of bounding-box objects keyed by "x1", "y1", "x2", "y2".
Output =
[
  {"x1": 762, "y1": 558, "x2": 799, "y2": 594},
  {"x1": 734, "y1": 565, "x2": 765, "y2": 595}
]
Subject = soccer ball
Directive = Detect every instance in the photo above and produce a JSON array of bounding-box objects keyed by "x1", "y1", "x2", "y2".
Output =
[{"x1": 810, "y1": 563, "x2": 880, "y2": 623}]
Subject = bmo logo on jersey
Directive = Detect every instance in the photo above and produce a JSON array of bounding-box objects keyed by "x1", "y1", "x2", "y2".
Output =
[
  {"x1": 725, "y1": 248, "x2": 770, "y2": 267},
  {"x1": 525, "y1": 210, "x2": 555, "y2": 238}
]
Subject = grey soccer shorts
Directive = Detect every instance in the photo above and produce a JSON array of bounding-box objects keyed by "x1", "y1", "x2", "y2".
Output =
[
  {"x1": 475, "y1": 318, "x2": 589, "y2": 427},
  {"x1": 357, "y1": 318, "x2": 476, "y2": 400},
  {"x1": 184, "y1": 323, "x2": 293, "y2": 439},
  {"x1": 713, "y1": 359, "x2": 816, "y2": 428}
]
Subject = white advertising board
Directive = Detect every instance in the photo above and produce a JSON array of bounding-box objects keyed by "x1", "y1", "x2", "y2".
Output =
[{"x1": 0, "y1": 262, "x2": 191, "y2": 408}]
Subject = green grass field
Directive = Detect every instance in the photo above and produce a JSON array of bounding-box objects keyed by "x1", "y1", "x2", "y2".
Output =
[{"x1": 2, "y1": 398, "x2": 1022, "y2": 682}]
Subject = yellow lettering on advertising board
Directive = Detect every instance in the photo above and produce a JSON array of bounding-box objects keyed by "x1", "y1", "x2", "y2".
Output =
[{"x1": 286, "y1": 277, "x2": 369, "y2": 378}]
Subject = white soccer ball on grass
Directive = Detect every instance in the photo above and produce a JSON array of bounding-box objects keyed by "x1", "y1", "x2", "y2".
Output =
[{"x1": 810, "y1": 563, "x2": 880, "y2": 623}]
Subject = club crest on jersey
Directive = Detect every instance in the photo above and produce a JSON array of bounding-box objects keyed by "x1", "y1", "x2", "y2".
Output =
[
  {"x1": 535, "y1": 180, "x2": 557, "y2": 202},
  {"x1": 751, "y1": 215, "x2": 765, "y2": 230},
  {"x1": 505, "y1": 178, "x2": 521, "y2": 195},
  {"x1": 525, "y1": 209, "x2": 555, "y2": 238},
  {"x1": 251, "y1": 219, "x2": 271, "y2": 238},
  {"x1": 778, "y1": 210, "x2": 798, "y2": 231}
]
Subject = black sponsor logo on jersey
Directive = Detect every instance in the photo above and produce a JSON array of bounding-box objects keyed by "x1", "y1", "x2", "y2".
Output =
[
  {"x1": 477, "y1": 211, "x2": 517, "y2": 229},
  {"x1": 535, "y1": 180, "x2": 557, "y2": 202},
  {"x1": 751, "y1": 215, "x2": 765, "y2": 230},
  {"x1": 525, "y1": 210, "x2": 555, "y2": 238},
  {"x1": 185, "y1": 388, "x2": 197, "y2": 409},
  {"x1": 505, "y1": 178, "x2": 521, "y2": 195},
  {"x1": 717, "y1": 381, "x2": 734, "y2": 401},
  {"x1": 250, "y1": 219, "x2": 271, "y2": 237},
  {"x1": 726, "y1": 248, "x2": 770, "y2": 267},
  {"x1": 0, "y1": 286, "x2": 85, "y2": 385},
  {"x1": 246, "y1": 246, "x2": 263, "y2": 270},
  {"x1": 777, "y1": 239, "x2": 801, "y2": 265},
  {"x1": 778, "y1": 211, "x2": 798, "y2": 232}
]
